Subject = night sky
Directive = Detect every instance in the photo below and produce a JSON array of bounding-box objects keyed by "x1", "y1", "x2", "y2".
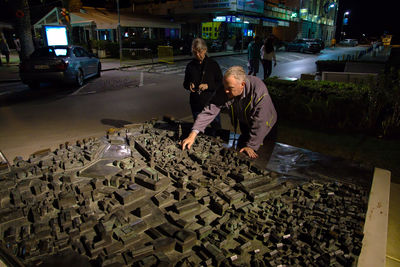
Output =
[
  {"x1": 1, "y1": 0, "x2": 398, "y2": 40},
  {"x1": 337, "y1": 0, "x2": 398, "y2": 38}
]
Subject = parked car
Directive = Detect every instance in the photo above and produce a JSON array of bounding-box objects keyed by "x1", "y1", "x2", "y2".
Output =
[
  {"x1": 285, "y1": 39, "x2": 321, "y2": 53},
  {"x1": 209, "y1": 40, "x2": 224, "y2": 52},
  {"x1": 312, "y1": 38, "x2": 325, "y2": 50},
  {"x1": 339, "y1": 39, "x2": 358, "y2": 47},
  {"x1": 20, "y1": 45, "x2": 101, "y2": 89}
]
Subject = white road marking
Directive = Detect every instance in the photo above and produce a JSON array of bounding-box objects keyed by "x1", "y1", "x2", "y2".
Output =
[
  {"x1": 139, "y1": 71, "x2": 144, "y2": 87},
  {"x1": 0, "y1": 91, "x2": 11, "y2": 96},
  {"x1": 70, "y1": 91, "x2": 96, "y2": 96},
  {"x1": 235, "y1": 58, "x2": 248, "y2": 63},
  {"x1": 219, "y1": 64, "x2": 229, "y2": 71},
  {"x1": 69, "y1": 84, "x2": 88, "y2": 96}
]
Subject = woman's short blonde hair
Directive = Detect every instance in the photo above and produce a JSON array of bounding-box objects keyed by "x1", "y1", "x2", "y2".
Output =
[
  {"x1": 224, "y1": 66, "x2": 247, "y2": 82},
  {"x1": 191, "y1": 38, "x2": 208, "y2": 52}
]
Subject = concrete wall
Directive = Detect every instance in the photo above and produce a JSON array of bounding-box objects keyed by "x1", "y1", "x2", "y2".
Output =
[{"x1": 322, "y1": 72, "x2": 378, "y2": 83}]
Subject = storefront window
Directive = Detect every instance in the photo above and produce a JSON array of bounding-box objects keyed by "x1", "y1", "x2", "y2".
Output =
[{"x1": 165, "y1": 28, "x2": 179, "y2": 39}]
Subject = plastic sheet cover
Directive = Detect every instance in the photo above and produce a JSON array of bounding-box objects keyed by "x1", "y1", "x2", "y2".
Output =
[
  {"x1": 79, "y1": 137, "x2": 131, "y2": 178},
  {"x1": 266, "y1": 143, "x2": 373, "y2": 188}
]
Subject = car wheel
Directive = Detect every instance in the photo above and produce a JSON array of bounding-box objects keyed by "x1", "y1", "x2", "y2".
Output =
[
  {"x1": 76, "y1": 69, "x2": 84, "y2": 87},
  {"x1": 285, "y1": 46, "x2": 289, "y2": 51},
  {"x1": 28, "y1": 82, "x2": 40, "y2": 90},
  {"x1": 95, "y1": 63, "x2": 101, "y2": 78},
  {"x1": 300, "y1": 47, "x2": 304, "y2": 53}
]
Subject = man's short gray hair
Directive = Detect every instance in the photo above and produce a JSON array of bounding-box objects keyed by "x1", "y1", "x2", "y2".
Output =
[
  {"x1": 192, "y1": 38, "x2": 207, "y2": 52},
  {"x1": 224, "y1": 66, "x2": 246, "y2": 82}
]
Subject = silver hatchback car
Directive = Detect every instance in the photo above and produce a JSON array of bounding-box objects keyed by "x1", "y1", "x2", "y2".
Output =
[{"x1": 20, "y1": 45, "x2": 101, "y2": 89}]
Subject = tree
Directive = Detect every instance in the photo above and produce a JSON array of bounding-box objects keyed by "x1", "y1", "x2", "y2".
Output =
[
  {"x1": 68, "y1": 0, "x2": 82, "y2": 12},
  {"x1": 13, "y1": 0, "x2": 35, "y2": 60}
]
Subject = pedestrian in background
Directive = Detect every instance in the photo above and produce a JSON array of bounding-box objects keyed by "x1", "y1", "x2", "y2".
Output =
[
  {"x1": 247, "y1": 36, "x2": 261, "y2": 76},
  {"x1": 13, "y1": 34, "x2": 21, "y2": 61},
  {"x1": 331, "y1": 38, "x2": 336, "y2": 48},
  {"x1": 260, "y1": 37, "x2": 277, "y2": 79},
  {"x1": 183, "y1": 38, "x2": 223, "y2": 135},
  {"x1": 0, "y1": 32, "x2": 10, "y2": 65}
]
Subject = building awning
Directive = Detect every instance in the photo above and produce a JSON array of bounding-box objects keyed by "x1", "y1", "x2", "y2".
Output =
[
  {"x1": 34, "y1": 7, "x2": 181, "y2": 30},
  {"x1": 73, "y1": 7, "x2": 181, "y2": 30}
]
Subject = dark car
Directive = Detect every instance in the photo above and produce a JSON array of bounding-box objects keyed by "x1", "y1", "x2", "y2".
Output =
[
  {"x1": 312, "y1": 38, "x2": 325, "y2": 50},
  {"x1": 339, "y1": 39, "x2": 358, "y2": 47},
  {"x1": 20, "y1": 45, "x2": 101, "y2": 89},
  {"x1": 285, "y1": 39, "x2": 321, "y2": 53},
  {"x1": 209, "y1": 40, "x2": 224, "y2": 52}
]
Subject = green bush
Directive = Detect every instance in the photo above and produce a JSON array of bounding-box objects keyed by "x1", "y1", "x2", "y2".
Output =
[
  {"x1": 372, "y1": 68, "x2": 400, "y2": 137},
  {"x1": 265, "y1": 75, "x2": 400, "y2": 137},
  {"x1": 91, "y1": 40, "x2": 108, "y2": 50}
]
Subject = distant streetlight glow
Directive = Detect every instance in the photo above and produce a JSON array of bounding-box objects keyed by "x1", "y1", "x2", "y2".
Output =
[{"x1": 341, "y1": 10, "x2": 350, "y2": 41}]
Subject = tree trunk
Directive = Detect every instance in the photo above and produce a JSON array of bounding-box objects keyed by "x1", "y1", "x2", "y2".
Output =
[{"x1": 14, "y1": 0, "x2": 35, "y2": 60}]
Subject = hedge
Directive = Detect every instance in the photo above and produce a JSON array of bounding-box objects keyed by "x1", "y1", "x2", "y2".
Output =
[{"x1": 265, "y1": 68, "x2": 400, "y2": 137}]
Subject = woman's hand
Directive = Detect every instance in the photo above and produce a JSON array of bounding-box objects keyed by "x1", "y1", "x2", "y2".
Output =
[
  {"x1": 199, "y1": 83, "x2": 208, "y2": 91},
  {"x1": 189, "y1": 83, "x2": 196, "y2": 92}
]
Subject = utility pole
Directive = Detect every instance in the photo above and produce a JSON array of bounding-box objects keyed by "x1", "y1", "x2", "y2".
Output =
[{"x1": 117, "y1": 0, "x2": 122, "y2": 66}]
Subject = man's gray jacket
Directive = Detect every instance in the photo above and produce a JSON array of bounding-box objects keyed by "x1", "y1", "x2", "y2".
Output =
[{"x1": 192, "y1": 75, "x2": 277, "y2": 150}]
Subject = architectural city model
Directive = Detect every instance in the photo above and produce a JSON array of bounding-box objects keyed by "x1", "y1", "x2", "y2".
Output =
[{"x1": 0, "y1": 121, "x2": 368, "y2": 266}]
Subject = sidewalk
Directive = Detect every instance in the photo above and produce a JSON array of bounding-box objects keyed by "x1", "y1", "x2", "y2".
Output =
[
  {"x1": 0, "y1": 50, "x2": 20, "y2": 82},
  {"x1": 0, "y1": 49, "x2": 246, "y2": 83},
  {"x1": 100, "y1": 49, "x2": 246, "y2": 71}
]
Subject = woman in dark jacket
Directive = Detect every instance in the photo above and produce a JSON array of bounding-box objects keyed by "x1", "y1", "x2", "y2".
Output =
[{"x1": 183, "y1": 38, "x2": 223, "y2": 134}]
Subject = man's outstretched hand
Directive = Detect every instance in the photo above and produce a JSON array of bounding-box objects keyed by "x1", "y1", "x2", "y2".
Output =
[
  {"x1": 239, "y1": 147, "x2": 258, "y2": 159},
  {"x1": 181, "y1": 131, "x2": 198, "y2": 150}
]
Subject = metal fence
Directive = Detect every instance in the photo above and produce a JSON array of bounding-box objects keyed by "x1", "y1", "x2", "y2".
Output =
[{"x1": 122, "y1": 48, "x2": 154, "y2": 62}]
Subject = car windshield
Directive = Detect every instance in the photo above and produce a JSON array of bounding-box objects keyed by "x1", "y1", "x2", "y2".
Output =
[{"x1": 30, "y1": 47, "x2": 69, "y2": 58}]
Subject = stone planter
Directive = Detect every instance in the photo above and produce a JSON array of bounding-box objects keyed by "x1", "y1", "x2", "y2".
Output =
[{"x1": 97, "y1": 49, "x2": 106, "y2": 58}]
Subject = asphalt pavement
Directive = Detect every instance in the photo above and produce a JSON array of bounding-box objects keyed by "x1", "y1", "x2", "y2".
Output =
[{"x1": 0, "y1": 44, "x2": 389, "y2": 84}]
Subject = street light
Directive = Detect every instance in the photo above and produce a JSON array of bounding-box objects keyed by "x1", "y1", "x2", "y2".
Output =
[
  {"x1": 117, "y1": 0, "x2": 122, "y2": 66},
  {"x1": 340, "y1": 10, "x2": 350, "y2": 41}
]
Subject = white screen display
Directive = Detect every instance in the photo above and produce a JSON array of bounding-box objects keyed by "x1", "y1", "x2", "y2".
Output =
[
  {"x1": 45, "y1": 26, "x2": 68, "y2": 46},
  {"x1": 54, "y1": 49, "x2": 68, "y2": 56}
]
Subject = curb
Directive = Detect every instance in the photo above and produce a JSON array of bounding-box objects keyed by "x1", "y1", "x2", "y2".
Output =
[{"x1": 100, "y1": 50, "x2": 247, "y2": 71}]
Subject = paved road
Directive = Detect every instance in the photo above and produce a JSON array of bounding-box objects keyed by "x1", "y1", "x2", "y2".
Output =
[{"x1": 0, "y1": 47, "x2": 370, "y2": 160}]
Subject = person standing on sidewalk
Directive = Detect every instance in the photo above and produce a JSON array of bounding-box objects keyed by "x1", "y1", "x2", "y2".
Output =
[
  {"x1": 13, "y1": 34, "x2": 21, "y2": 61},
  {"x1": 331, "y1": 38, "x2": 336, "y2": 48},
  {"x1": 247, "y1": 36, "x2": 262, "y2": 76},
  {"x1": 183, "y1": 38, "x2": 223, "y2": 135},
  {"x1": 0, "y1": 33, "x2": 10, "y2": 65},
  {"x1": 260, "y1": 37, "x2": 277, "y2": 79}
]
